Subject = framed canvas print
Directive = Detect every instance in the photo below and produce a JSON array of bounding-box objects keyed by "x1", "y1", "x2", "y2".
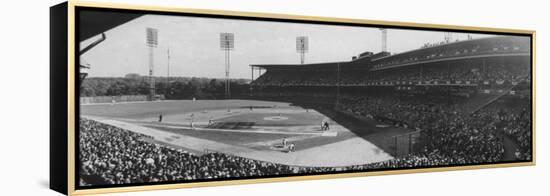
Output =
[{"x1": 50, "y1": 1, "x2": 536, "y2": 195}]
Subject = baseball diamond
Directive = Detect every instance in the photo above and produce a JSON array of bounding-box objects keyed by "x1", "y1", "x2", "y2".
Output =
[{"x1": 82, "y1": 99, "x2": 402, "y2": 167}]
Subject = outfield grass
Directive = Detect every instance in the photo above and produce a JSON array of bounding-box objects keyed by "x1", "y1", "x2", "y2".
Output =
[{"x1": 81, "y1": 99, "x2": 291, "y2": 119}]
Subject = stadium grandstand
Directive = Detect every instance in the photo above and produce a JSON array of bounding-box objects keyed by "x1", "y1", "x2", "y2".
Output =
[
  {"x1": 249, "y1": 35, "x2": 532, "y2": 164},
  {"x1": 251, "y1": 36, "x2": 529, "y2": 89}
]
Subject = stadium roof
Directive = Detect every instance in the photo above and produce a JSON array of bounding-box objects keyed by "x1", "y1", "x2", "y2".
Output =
[
  {"x1": 370, "y1": 36, "x2": 531, "y2": 71},
  {"x1": 371, "y1": 53, "x2": 530, "y2": 71},
  {"x1": 251, "y1": 61, "x2": 351, "y2": 70},
  {"x1": 252, "y1": 35, "x2": 530, "y2": 72},
  {"x1": 79, "y1": 9, "x2": 143, "y2": 41},
  {"x1": 371, "y1": 36, "x2": 529, "y2": 62}
]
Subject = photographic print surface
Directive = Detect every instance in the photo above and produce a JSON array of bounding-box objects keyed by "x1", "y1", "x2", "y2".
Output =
[{"x1": 77, "y1": 7, "x2": 533, "y2": 188}]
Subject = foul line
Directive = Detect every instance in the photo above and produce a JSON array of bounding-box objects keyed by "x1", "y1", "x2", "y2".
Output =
[{"x1": 136, "y1": 121, "x2": 338, "y2": 137}]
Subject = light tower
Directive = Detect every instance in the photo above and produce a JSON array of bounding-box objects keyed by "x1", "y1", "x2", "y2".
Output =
[
  {"x1": 380, "y1": 28, "x2": 387, "y2": 52},
  {"x1": 296, "y1": 36, "x2": 308, "y2": 64},
  {"x1": 444, "y1": 32, "x2": 453, "y2": 43},
  {"x1": 220, "y1": 33, "x2": 235, "y2": 99},
  {"x1": 146, "y1": 27, "x2": 158, "y2": 101}
]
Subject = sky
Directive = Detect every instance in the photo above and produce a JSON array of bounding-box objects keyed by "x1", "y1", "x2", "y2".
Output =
[{"x1": 80, "y1": 14, "x2": 495, "y2": 79}]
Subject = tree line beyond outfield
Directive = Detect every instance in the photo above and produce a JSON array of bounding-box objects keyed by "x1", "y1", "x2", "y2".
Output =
[{"x1": 80, "y1": 76, "x2": 251, "y2": 99}]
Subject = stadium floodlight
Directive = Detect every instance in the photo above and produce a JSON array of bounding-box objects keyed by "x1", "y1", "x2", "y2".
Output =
[
  {"x1": 220, "y1": 33, "x2": 235, "y2": 50},
  {"x1": 379, "y1": 28, "x2": 387, "y2": 52},
  {"x1": 296, "y1": 36, "x2": 308, "y2": 64},
  {"x1": 146, "y1": 27, "x2": 158, "y2": 101},
  {"x1": 146, "y1": 27, "x2": 158, "y2": 47},
  {"x1": 220, "y1": 33, "x2": 235, "y2": 99}
]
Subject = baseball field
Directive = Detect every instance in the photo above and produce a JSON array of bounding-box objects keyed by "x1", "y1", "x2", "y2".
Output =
[{"x1": 81, "y1": 99, "x2": 412, "y2": 167}]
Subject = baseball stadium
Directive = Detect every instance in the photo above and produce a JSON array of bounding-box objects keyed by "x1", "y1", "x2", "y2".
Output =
[{"x1": 77, "y1": 10, "x2": 532, "y2": 187}]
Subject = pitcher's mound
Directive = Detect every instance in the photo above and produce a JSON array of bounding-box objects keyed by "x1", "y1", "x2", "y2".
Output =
[{"x1": 264, "y1": 116, "x2": 289, "y2": 121}]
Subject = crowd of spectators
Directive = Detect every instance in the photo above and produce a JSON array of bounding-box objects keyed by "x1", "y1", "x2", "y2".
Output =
[
  {"x1": 79, "y1": 113, "x2": 505, "y2": 186},
  {"x1": 252, "y1": 71, "x2": 337, "y2": 86},
  {"x1": 80, "y1": 92, "x2": 531, "y2": 186},
  {"x1": 80, "y1": 118, "x2": 299, "y2": 186},
  {"x1": 337, "y1": 94, "x2": 466, "y2": 129},
  {"x1": 336, "y1": 92, "x2": 531, "y2": 165},
  {"x1": 476, "y1": 96, "x2": 532, "y2": 160}
]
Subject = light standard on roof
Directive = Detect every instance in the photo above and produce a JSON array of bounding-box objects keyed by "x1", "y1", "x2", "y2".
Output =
[{"x1": 296, "y1": 36, "x2": 308, "y2": 64}]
